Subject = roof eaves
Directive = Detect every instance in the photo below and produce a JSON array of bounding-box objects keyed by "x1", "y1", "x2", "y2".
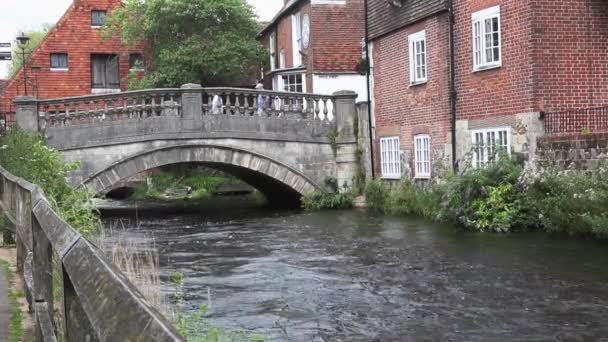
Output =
[{"x1": 258, "y1": 0, "x2": 304, "y2": 37}]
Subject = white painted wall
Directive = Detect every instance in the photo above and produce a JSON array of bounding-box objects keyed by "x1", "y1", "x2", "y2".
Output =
[{"x1": 312, "y1": 73, "x2": 368, "y2": 102}]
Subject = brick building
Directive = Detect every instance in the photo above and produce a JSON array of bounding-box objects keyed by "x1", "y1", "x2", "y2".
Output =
[
  {"x1": 0, "y1": 0, "x2": 144, "y2": 112},
  {"x1": 258, "y1": 0, "x2": 368, "y2": 101},
  {"x1": 369, "y1": 0, "x2": 608, "y2": 179}
]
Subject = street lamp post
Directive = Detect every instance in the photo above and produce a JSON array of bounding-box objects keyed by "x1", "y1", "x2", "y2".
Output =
[{"x1": 16, "y1": 33, "x2": 30, "y2": 96}]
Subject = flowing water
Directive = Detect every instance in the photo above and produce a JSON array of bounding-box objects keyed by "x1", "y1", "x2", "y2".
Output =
[{"x1": 101, "y1": 197, "x2": 608, "y2": 341}]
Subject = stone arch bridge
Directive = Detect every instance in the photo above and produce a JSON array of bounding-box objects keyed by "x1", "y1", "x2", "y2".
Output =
[{"x1": 14, "y1": 85, "x2": 365, "y2": 203}]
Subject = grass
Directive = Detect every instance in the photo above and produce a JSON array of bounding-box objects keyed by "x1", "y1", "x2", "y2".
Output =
[{"x1": 0, "y1": 259, "x2": 24, "y2": 342}]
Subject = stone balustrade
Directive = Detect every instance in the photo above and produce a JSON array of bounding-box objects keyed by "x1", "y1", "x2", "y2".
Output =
[
  {"x1": 35, "y1": 86, "x2": 336, "y2": 129},
  {"x1": 0, "y1": 166, "x2": 183, "y2": 341}
]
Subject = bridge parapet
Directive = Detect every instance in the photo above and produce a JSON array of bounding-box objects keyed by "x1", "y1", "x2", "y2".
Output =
[
  {"x1": 32, "y1": 85, "x2": 337, "y2": 130},
  {"x1": 0, "y1": 166, "x2": 183, "y2": 341}
]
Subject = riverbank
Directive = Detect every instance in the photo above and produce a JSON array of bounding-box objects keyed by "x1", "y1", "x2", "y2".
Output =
[
  {"x1": 124, "y1": 166, "x2": 245, "y2": 201},
  {"x1": 305, "y1": 156, "x2": 608, "y2": 239}
]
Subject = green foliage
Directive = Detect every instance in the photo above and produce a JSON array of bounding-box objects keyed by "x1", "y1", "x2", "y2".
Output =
[
  {"x1": 132, "y1": 168, "x2": 238, "y2": 200},
  {"x1": 1, "y1": 260, "x2": 24, "y2": 342},
  {"x1": 437, "y1": 155, "x2": 526, "y2": 232},
  {"x1": 364, "y1": 179, "x2": 388, "y2": 212},
  {"x1": 523, "y1": 165, "x2": 608, "y2": 238},
  {"x1": 301, "y1": 177, "x2": 353, "y2": 210},
  {"x1": 104, "y1": 0, "x2": 268, "y2": 87},
  {"x1": 327, "y1": 129, "x2": 339, "y2": 155},
  {"x1": 301, "y1": 191, "x2": 353, "y2": 211},
  {"x1": 365, "y1": 153, "x2": 608, "y2": 239},
  {"x1": 0, "y1": 131, "x2": 100, "y2": 238},
  {"x1": 8, "y1": 24, "x2": 52, "y2": 77}
]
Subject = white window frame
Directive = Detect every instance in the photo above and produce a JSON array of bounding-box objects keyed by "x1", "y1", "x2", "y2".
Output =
[
  {"x1": 280, "y1": 73, "x2": 306, "y2": 93},
  {"x1": 472, "y1": 6, "x2": 501, "y2": 71},
  {"x1": 471, "y1": 127, "x2": 511, "y2": 168},
  {"x1": 414, "y1": 134, "x2": 431, "y2": 179},
  {"x1": 380, "y1": 136, "x2": 401, "y2": 179},
  {"x1": 269, "y1": 32, "x2": 277, "y2": 71},
  {"x1": 408, "y1": 30, "x2": 427, "y2": 85},
  {"x1": 292, "y1": 13, "x2": 302, "y2": 66}
]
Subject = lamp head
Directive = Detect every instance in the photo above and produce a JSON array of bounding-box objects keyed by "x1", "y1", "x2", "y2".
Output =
[{"x1": 16, "y1": 33, "x2": 30, "y2": 46}]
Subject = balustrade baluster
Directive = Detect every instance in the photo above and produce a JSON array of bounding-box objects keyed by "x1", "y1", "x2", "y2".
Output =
[
  {"x1": 322, "y1": 98, "x2": 329, "y2": 121},
  {"x1": 225, "y1": 93, "x2": 232, "y2": 115},
  {"x1": 235, "y1": 93, "x2": 243, "y2": 115}
]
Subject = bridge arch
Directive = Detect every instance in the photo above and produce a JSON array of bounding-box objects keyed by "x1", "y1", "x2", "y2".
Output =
[{"x1": 82, "y1": 144, "x2": 321, "y2": 204}]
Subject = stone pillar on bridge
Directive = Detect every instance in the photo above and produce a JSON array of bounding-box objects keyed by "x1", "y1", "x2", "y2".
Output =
[
  {"x1": 333, "y1": 90, "x2": 360, "y2": 192},
  {"x1": 14, "y1": 96, "x2": 39, "y2": 132},
  {"x1": 180, "y1": 83, "x2": 204, "y2": 120}
]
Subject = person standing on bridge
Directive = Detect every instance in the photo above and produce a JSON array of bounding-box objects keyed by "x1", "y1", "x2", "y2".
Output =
[
  {"x1": 211, "y1": 94, "x2": 224, "y2": 114},
  {"x1": 255, "y1": 83, "x2": 265, "y2": 115}
]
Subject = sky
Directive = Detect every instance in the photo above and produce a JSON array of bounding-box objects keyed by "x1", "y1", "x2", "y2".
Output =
[{"x1": 0, "y1": 0, "x2": 283, "y2": 78}]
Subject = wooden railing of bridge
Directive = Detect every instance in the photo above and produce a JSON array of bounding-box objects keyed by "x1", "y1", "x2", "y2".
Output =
[{"x1": 0, "y1": 165, "x2": 183, "y2": 341}]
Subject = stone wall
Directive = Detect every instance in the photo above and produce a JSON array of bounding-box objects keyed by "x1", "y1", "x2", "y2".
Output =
[{"x1": 537, "y1": 133, "x2": 608, "y2": 171}]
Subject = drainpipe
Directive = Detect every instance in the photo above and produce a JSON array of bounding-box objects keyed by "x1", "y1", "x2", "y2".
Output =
[
  {"x1": 448, "y1": 0, "x2": 458, "y2": 171},
  {"x1": 364, "y1": 0, "x2": 376, "y2": 178}
]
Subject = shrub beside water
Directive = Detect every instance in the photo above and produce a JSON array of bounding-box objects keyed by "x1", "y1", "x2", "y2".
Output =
[
  {"x1": 363, "y1": 155, "x2": 608, "y2": 239},
  {"x1": 0, "y1": 130, "x2": 100, "y2": 237}
]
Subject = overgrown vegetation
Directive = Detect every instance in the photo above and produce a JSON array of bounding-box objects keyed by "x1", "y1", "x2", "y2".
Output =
[
  {"x1": 1, "y1": 259, "x2": 24, "y2": 342},
  {"x1": 302, "y1": 177, "x2": 353, "y2": 211},
  {"x1": 0, "y1": 130, "x2": 100, "y2": 238},
  {"x1": 131, "y1": 166, "x2": 240, "y2": 201},
  {"x1": 103, "y1": 0, "x2": 268, "y2": 88},
  {"x1": 364, "y1": 153, "x2": 608, "y2": 239}
]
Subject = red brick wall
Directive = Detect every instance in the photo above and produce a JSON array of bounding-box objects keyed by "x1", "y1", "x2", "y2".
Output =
[
  {"x1": 311, "y1": 0, "x2": 365, "y2": 73},
  {"x1": 453, "y1": 0, "x2": 536, "y2": 121},
  {"x1": 372, "y1": 13, "x2": 451, "y2": 177},
  {"x1": 532, "y1": 0, "x2": 608, "y2": 112},
  {"x1": 0, "y1": 0, "x2": 143, "y2": 108}
]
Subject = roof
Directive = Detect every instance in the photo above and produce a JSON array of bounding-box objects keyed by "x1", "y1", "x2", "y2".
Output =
[
  {"x1": 368, "y1": 0, "x2": 448, "y2": 40},
  {"x1": 259, "y1": 0, "x2": 303, "y2": 36}
]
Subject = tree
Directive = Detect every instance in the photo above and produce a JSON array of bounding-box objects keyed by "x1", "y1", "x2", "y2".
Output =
[
  {"x1": 8, "y1": 24, "x2": 53, "y2": 77},
  {"x1": 105, "y1": 0, "x2": 268, "y2": 88}
]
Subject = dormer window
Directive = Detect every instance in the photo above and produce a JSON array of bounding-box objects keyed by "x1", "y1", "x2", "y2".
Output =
[{"x1": 91, "y1": 10, "x2": 107, "y2": 27}]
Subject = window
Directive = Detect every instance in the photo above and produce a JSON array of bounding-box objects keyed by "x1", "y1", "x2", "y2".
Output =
[
  {"x1": 91, "y1": 10, "x2": 107, "y2": 27},
  {"x1": 281, "y1": 73, "x2": 303, "y2": 92},
  {"x1": 129, "y1": 54, "x2": 144, "y2": 70},
  {"x1": 279, "y1": 49, "x2": 286, "y2": 69},
  {"x1": 50, "y1": 53, "x2": 68, "y2": 70},
  {"x1": 380, "y1": 136, "x2": 401, "y2": 179},
  {"x1": 269, "y1": 32, "x2": 276, "y2": 71},
  {"x1": 91, "y1": 54, "x2": 119, "y2": 89},
  {"x1": 408, "y1": 31, "x2": 427, "y2": 84},
  {"x1": 414, "y1": 135, "x2": 431, "y2": 179},
  {"x1": 292, "y1": 13, "x2": 302, "y2": 66},
  {"x1": 471, "y1": 127, "x2": 511, "y2": 168},
  {"x1": 472, "y1": 6, "x2": 501, "y2": 71}
]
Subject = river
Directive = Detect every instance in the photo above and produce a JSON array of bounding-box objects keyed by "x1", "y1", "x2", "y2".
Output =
[{"x1": 100, "y1": 196, "x2": 608, "y2": 341}]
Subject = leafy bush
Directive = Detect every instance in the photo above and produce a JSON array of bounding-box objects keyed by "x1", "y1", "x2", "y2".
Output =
[
  {"x1": 0, "y1": 131, "x2": 100, "y2": 237},
  {"x1": 523, "y1": 165, "x2": 608, "y2": 238},
  {"x1": 436, "y1": 155, "x2": 526, "y2": 232},
  {"x1": 301, "y1": 192, "x2": 352, "y2": 211},
  {"x1": 364, "y1": 179, "x2": 388, "y2": 212}
]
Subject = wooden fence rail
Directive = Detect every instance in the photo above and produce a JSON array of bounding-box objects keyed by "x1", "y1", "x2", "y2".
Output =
[{"x1": 0, "y1": 165, "x2": 183, "y2": 341}]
